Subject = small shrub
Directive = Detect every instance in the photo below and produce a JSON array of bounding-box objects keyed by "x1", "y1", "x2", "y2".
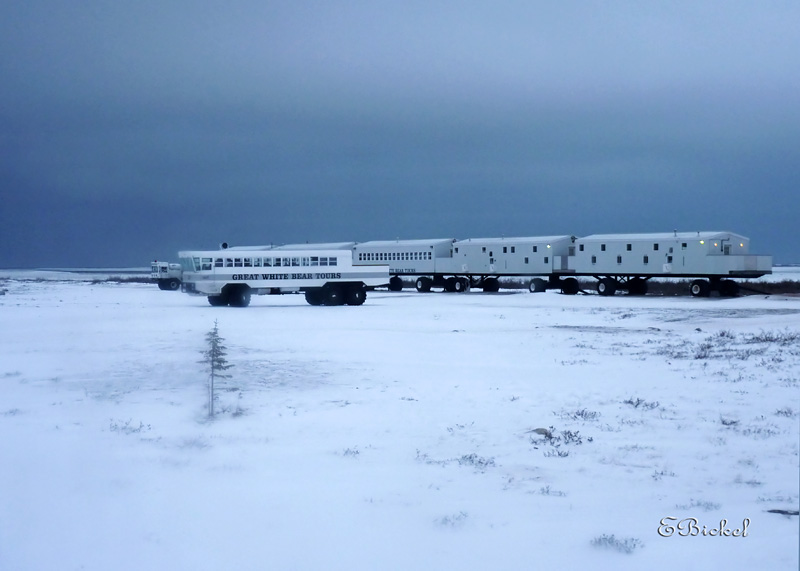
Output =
[
  {"x1": 109, "y1": 418, "x2": 151, "y2": 435},
  {"x1": 591, "y1": 534, "x2": 643, "y2": 554},
  {"x1": 457, "y1": 453, "x2": 495, "y2": 469},
  {"x1": 436, "y1": 511, "x2": 469, "y2": 528},
  {"x1": 623, "y1": 397, "x2": 659, "y2": 410},
  {"x1": 539, "y1": 485, "x2": 567, "y2": 497},
  {"x1": 557, "y1": 408, "x2": 600, "y2": 421},
  {"x1": 675, "y1": 499, "x2": 721, "y2": 512}
]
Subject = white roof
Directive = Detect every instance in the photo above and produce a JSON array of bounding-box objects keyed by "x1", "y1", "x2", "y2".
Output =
[
  {"x1": 578, "y1": 231, "x2": 745, "y2": 242},
  {"x1": 355, "y1": 238, "x2": 455, "y2": 248},
  {"x1": 272, "y1": 242, "x2": 356, "y2": 250},
  {"x1": 179, "y1": 248, "x2": 351, "y2": 257},
  {"x1": 454, "y1": 235, "x2": 573, "y2": 245},
  {"x1": 222, "y1": 244, "x2": 275, "y2": 251}
]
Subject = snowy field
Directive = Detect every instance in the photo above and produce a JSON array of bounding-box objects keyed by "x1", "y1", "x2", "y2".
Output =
[{"x1": 1, "y1": 280, "x2": 798, "y2": 570}]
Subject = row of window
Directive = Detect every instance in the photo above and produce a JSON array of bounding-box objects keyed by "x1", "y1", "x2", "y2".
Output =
[
  {"x1": 190, "y1": 256, "x2": 339, "y2": 271},
  {"x1": 358, "y1": 251, "x2": 432, "y2": 262},
  {"x1": 583, "y1": 242, "x2": 687, "y2": 253},
  {"x1": 454, "y1": 245, "x2": 552, "y2": 255},
  {"x1": 590, "y1": 255, "x2": 674, "y2": 265}
]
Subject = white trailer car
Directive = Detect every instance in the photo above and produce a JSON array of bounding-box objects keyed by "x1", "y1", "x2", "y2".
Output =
[
  {"x1": 352, "y1": 239, "x2": 456, "y2": 292},
  {"x1": 178, "y1": 248, "x2": 389, "y2": 307},
  {"x1": 563, "y1": 231, "x2": 772, "y2": 296},
  {"x1": 151, "y1": 261, "x2": 182, "y2": 290},
  {"x1": 448, "y1": 236, "x2": 575, "y2": 292}
]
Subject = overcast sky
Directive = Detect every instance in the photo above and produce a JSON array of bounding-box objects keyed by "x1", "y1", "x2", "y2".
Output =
[{"x1": 2, "y1": 1, "x2": 798, "y2": 267}]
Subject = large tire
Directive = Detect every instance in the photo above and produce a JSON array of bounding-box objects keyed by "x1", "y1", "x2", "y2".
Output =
[
  {"x1": 157, "y1": 281, "x2": 168, "y2": 291},
  {"x1": 208, "y1": 295, "x2": 228, "y2": 307},
  {"x1": 388, "y1": 276, "x2": 404, "y2": 292},
  {"x1": 530, "y1": 278, "x2": 547, "y2": 293},
  {"x1": 482, "y1": 277, "x2": 500, "y2": 293},
  {"x1": 345, "y1": 284, "x2": 367, "y2": 306},
  {"x1": 444, "y1": 277, "x2": 457, "y2": 292},
  {"x1": 305, "y1": 289, "x2": 324, "y2": 306},
  {"x1": 690, "y1": 279, "x2": 711, "y2": 297},
  {"x1": 323, "y1": 284, "x2": 345, "y2": 306},
  {"x1": 719, "y1": 279, "x2": 739, "y2": 297},
  {"x1": 597, "y1": 277, "x2": 617, "y2": 296},
  {"x1": 227, "y1": 287, "x2": 251, "y2": 307},
  {"x1": 627, "y1": 277, "x2": 648, "y2": 296},
  {"x1": 561, "y1": 277, "x2": 580, "y2": 295},
  {"x1": 415, "y1": 277, "x2": 432, "y2": 293},
  {"x1": 166, "y1": 278, "x2": 180, "y2": 290},
  {"x1": 449, "y1": 277, "x2": 468, "y2": 293}
]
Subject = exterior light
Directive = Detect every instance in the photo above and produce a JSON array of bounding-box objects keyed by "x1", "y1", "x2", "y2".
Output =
[
  {"x1": 546, "y1": 244, "x2": 551, "y2": 249},
  {"x1": 700, "y1": 240, "x2": 705, "y2": 244}
]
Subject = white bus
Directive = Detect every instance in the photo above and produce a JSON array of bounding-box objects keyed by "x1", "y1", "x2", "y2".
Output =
[{"x1": 178, "y1": 248, "x2": 389, "y2": 307}]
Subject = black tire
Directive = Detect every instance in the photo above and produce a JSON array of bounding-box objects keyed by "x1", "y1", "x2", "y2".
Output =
[
  {"x1": 388, "y1": 276, "x2": 404, "y2": 292},
  {"x1": 450, "y1": 277, "x2": 468, "y2": 293},
  {"x1": 482, "y1": 277, "x2": 500, "y2": 293},
  {"x1": 415, "y1": 277, "x2": 432, "y2": 293},
  {"x1": 323, "y1": 284, "x2": 344, "y2": 306},
  {"x1": 561, "y1": 277, "x2": 580, "y2": 295},
  {"x1": 345, "y1": 284, "x2": 367, "y2": 306},
  {"x1": 228, "y1": 287, "x2": 251, "y2": 307},
  {"x1": 157, "y1": 281, "x2": 168, "y2": 291},
  {"x1": 444, "y1": 277, "x2": 457, "y2": 292},
  {"x1": 530, "y1": 278, "x2": 547, "y2": 293},
  {"x1": 627, "y1": 277, "x2": 648, "y2": 296},
  {"x1": 305, "y1": 289, "x2": 324, "y2": 306},
  {"x1": 719, "y1": 279, "x2": 739, "y2": 297},
  {"x1": 597, "y1": 277, "x2": 617, "y2": 296},
  {"x1": 458, "y1": 277, "x2": 470, "y2": 292},
  {"x1": 208, "y1": 295, "x2": 228, "y2": 307},
  {"x1": 690, "y1": 279, "x2": 711, "y2": 297},
  {"x1": 166, "y1": 278, "x2": 180, "y2": 290}
]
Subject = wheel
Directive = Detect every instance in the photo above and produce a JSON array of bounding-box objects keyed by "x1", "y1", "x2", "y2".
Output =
[
  {"x1": 166, "y1": 278, "x2": 180, "y2": 290},
  {"x1": 157, "y1": 281, "x2": 168, "y2": 290},
  {"x1": 227, "y1": 287, "x2": 251, "y2": 307},
  {"x1": 459, "y1": 278, "x2": 471, "y2": 292},
  {"x1": 690, "y1": 279, "x2": 711, "y2": 297},
  {"x1": 345, "y1": 284, "x2": 367, "y2": 305},
  {"x1": 482, "y1": 277, "x2": 500, "y2": 292},
  {"x1": 388, "y1": 276, "x2": 404, "y2": 292},
  {"x1": 415, "y1": 277, "x2": 432, "y2": 293},
  {"x1": 451, "y1": 278, "x2": 468, "y2": 293},
  {"x1": 444, "y1": 277, "x2": 457, "y2": 292},
  {"x1": 627, "y1": 277, "x2": 648, "y2": 296},
  {"x1": 561, "y1": 277, "x2": 580, "y2": 295},
  {"x1": 207, "y1": 295, "x2": 227, "y2": 307},
  {"x1": 304, "y1": 289, "x2": 324, "y2": 306},
  {"x1": 529, "y1": 278, "x2": 547, "y2": 293},
  {"x1": 323, "y1": 284, "x2": 344, "y2": 305},
  {"x1": 719, "y1": 279, "x2": 739, "y2": 297},
  {"x1": 597, "y1": 277, "x2": 617, "y2": 296}
]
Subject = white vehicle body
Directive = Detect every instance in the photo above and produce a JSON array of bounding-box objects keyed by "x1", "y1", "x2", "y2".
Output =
[
  {"x1": 178, "y1": 248, "x2": 389, "y2": 307},
  {"x1": 560, "y1": 231, "x2": 772, "y2": 296},
  {"x1": 353, "y1": 239, "x2": 455, "y2": 275},
  {"x1": 567, "y1": 231, "x2": 771, "y2": 277},
  {"x1": 150, "y1": 261, "x2": 182, "y2": 290},
  {"x1": 448, "y1": 236, "x2": 574, "y2": 275}
]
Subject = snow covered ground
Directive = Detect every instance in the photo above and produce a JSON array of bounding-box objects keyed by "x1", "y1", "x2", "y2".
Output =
[{"x1": 1, "y1": 280, "x2": 798, "y2": 570}]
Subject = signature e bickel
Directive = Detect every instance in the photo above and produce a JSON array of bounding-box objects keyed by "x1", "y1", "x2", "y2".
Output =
[{"x1": 658, "y1": 516, "x2": 750, "y2": 537}]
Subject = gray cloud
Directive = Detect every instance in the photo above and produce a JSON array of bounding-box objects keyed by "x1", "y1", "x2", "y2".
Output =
[{"x1": 2, "y1": 1, "x2": 798, "y2": 266}]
